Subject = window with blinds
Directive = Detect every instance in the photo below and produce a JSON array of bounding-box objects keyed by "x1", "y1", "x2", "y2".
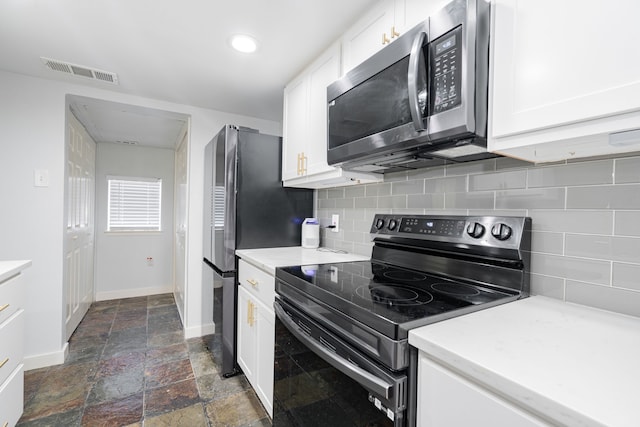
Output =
[{"x1": 107, "y1": 177, "x2": 162, "y2": 231}]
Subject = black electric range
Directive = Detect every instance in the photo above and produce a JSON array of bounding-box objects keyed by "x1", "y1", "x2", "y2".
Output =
[{"x1": 273, "y1": 214, "x2": 531, "y2": 426}]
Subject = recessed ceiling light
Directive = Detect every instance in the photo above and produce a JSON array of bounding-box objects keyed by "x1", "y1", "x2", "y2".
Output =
[{"x1": 230, "y1": 34, "x2": 258, "y2": 53}]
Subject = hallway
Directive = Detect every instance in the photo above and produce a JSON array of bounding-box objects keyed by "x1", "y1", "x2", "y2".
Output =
[{"x1": 17, "y1": 294, "x2": 270, "y2": 426}]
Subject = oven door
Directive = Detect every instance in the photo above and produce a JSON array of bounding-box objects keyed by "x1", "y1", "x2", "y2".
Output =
[{"x1": 273, "y1": 298, "x2": 409, "y2": 427}]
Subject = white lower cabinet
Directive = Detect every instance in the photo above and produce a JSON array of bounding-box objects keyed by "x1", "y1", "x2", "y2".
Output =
[
  {"x1": 0, "y1": 263, "x2": 29, "y2": 427},
  {"x1": 236, "y1": 260, "x2": 275, "y2": 417},
  {"x1": 418, "y1": 354, "x2": 550, "y2": 427}
]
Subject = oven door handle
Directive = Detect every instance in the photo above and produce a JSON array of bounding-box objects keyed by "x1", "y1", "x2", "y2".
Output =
[{"x1": 274, "y1": 301, "x2": 393, "y2": 399}]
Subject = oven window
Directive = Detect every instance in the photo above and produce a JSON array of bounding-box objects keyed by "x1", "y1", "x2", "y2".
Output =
[{"x1": 273, "y1": 316, "x2": 396, "y2": 427}]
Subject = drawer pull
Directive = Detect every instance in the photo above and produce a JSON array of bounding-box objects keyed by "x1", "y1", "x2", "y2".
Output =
[
  {"x1": 0, "y1": 357, "x2": 8, "y2": 369},
  {"x1": 0, "y1": 303, "x2": 9, "y2": 313},
  {"x1": 246, "y1": 278, "x2": 258, "y2": 287}
]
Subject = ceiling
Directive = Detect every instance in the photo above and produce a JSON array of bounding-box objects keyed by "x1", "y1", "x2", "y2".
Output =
[{"x1": 0, "y1": 0, "x2": 377, "y2": 148}]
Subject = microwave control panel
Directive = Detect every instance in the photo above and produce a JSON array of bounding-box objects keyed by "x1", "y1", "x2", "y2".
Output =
[{"x1": 430, "y1": 25, "x2": 463, "y2": 114}]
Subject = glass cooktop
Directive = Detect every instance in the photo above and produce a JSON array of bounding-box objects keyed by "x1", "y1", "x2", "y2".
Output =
[{"x1": 276, "y1": 260, "x2": 518, "y2": 339}]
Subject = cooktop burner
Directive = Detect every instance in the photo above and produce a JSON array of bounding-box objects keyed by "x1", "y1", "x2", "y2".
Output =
[
  {"x1": 356, "y1": 283, "x2": 434, "y2": 307},
  {"x1": 276, "y1": 260, "x2": 519, "y2": 340}
]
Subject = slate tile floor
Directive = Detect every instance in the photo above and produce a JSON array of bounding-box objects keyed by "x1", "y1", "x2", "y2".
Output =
[{"x1": 18, "y1": 294, "x2": 271, "y2": 426}]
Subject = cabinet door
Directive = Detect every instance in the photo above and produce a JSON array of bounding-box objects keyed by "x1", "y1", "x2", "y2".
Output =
[
  {"x1": 342, "y1": 0, "x2": 395, "y2": 72},
  {"x1": 254, "y1": 300, "x2": 275, "y2": 417},
  {"x1": 305, "y1": 43, "x2": 342, "y2": 177},
  {"x1": 236, "y1": 286, "x2": 256, "y2": 382},
  {"x1": 403, "y1": 0, "x2": 449, "y2": 31},
  {"x1": 418, "y1": 355, "x2": 549, "y2": 427},
  {"x1": 490, "y1": 0, "x2": 640, "y2": 157},
  {"x1": 282, "y1": 75, "x2": 308, "y2": 181}
]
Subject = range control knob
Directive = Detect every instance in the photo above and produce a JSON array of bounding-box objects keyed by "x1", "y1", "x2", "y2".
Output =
[
  {"x1": 466, "y1": 222, "x2": 485, "y2": 238},
  {"x1": 387, "y1": 219, "x2": 398, "y2": 231},
  {"x1": 491, "y1": 223, "x2": 513, "y2": 241},
  {"x1": 375, "y1": 218, "x2": 385, "y2": 230}
]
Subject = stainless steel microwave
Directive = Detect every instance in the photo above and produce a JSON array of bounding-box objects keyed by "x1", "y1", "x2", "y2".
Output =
[{"x1": 327, "y1": 0, "x2": 493, "y2": 173}]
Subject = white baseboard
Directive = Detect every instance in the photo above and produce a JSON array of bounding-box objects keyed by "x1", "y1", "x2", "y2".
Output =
[
  {"x1": 24, "y1": 342, "x2": 68, "y2": 371},
  {"x1": 95, "y1": 285, "x2": 174, "y2": 301},
  {"x1": 184, "y1": 321, "x2": 215, "y2": 339}
]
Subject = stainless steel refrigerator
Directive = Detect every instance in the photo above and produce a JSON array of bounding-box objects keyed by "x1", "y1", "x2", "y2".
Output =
[{"x1": 203, "y1": 125, "x2": 313, "y2": 377}]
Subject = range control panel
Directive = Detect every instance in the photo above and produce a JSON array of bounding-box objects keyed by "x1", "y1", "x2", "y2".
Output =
[{"x1": 371, "y1": 214, "x2": 530, "y2": 249}]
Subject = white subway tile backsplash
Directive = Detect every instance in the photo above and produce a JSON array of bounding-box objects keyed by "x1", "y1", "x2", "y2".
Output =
[
  {"x1": 392, "y1": 179, "x2": 424, "y2": 195},
  {"x1": 614, "y1": 211, "x2": 640, "y2": 237},
  {"x1": 565, "y1": 281, "x2": 640, "y2": 318},
  {"x1": 567, "y1": 184, "x2": 640, "y2": 209},
  {"x1": 468, "y1": 170, "x2": 526, "y2": 191},
  {"x1": 565, "y1": 234, "x2": 640, "y2": 263},
  {"x1": 530, "y1": 210, "x2": 613, "y2": 234},
  {"x1": 407, "y1": 194, "x2": 445, "y2": 209},
  {"x1": 425, "y1": 176, "x2": 467, "y2": 193},
  {"x1": 530, "y1": 273, "x2": 565, "y2": 299},
  {"x1": 327, "y1": 188, "x2": 345, "y2": 199},
  {"x1": 530, "y1": 231, "x2": 564, "y2": 255},
  {"x1": 314, "y1": 153, "x2": 640, "y2": 317},
  {"x1": 345, "y1": 186, "x2": 366, "y2": 198},
  {"x1": 444, "y1": 191, "x2": 495, "y2": 209},
  {"x1": 354, "y1": 197, "x2": 377, "y2": 209},
  {"x1": 530, "y1": 253, "x2": 610, "y2": 285},
  {"x1": 335, "y1": 198, "x2": 355, "y2": 208},
  {"x1": 527, "y1": 160, "x2": 613, "y2": 188},
  {"x1": 318, "y1": 198, "x2": 336, "y2": 209},
  {"x1": 496, "y1": 188, "x2": 566, "y2": 209},
  {"x1": 612, "y1": 263, "x2": 640, "y2": 292},
  {"x1": 495, "y1": 157, "x2": 535, "y2": 171},
  {"x1": 377, "y1": 195, "x2": 407, "y2": 209},
  {"x1": 365, "y1": 183, "x2": 391, "y2": 197},
  {"x1": 615, "y1": 156, "x2": 640, "y2": 184}
]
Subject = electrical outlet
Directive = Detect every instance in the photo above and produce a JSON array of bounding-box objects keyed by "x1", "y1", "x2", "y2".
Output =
[
  {"x1": 146, "y1": 257, "x2": 154, "y2": 266},
  {"x1": 331, "y1": 214, "x2": 339, "y2": 233}
]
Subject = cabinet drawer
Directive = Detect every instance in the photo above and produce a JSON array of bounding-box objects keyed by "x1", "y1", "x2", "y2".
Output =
[
  {"x1": 238, "y1": 259, "x2": 275, "y2": 307},
  {"x1": 0, "y1": 309, "x2": 24, "y2": 387},
  {"x1": 0, "y1": 363, "x2": 24, "y2": 427},
  {"x1": 0, "y1": 273, "x2": 24, "y2": 325}
]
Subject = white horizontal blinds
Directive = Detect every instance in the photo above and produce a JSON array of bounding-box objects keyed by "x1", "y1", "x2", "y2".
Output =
[
  {"x1": 108, "y1": 177, "x2": 162, "y2": 231},
  {"x1": 214, "y1": 186, "x2": 225, "y2": 228}
]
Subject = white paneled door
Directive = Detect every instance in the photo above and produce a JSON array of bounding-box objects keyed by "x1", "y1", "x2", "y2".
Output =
[
  {"x1": 174, "y1": 130, "x2": 188, "y2": 321},
  {"x1": 64, "y1": 112, "x2": 96, "y2": 340}
]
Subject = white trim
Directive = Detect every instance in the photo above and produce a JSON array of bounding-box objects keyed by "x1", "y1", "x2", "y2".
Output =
[
  {"x1": 24, "y1": 342, "x2": 68, "y2": 371},
  {"x1": 95, "y1": 285, "x2": 174, "y2": 302},
  {"x1": 184, "y1": 321, "x2": 216, "y2": 339}
]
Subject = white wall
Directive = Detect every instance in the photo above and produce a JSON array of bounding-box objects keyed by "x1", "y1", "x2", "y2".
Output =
[
  {"x1": 0, "y1": 70, "x2": 281, "y2": 368},
  {"x1": 95, "y1": 143, "x2": 175, "y2": 300}
]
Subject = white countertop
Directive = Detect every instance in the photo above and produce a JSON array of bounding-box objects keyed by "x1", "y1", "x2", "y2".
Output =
[
  {"x1": 235, "y1": 246, "x2": 369, "y2": 275},
  {"x1": 0, "y1": 260, "x2": 32, "y2": 283},
  {"x1": 409, "y1": 296, "x2": 640, "y2": 427}
]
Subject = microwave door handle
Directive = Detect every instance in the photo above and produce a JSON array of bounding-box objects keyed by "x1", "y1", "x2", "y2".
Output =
[
  {"x1": 274, "y1": 301, "x2": 392, "y2": 399},
  {"x1": 408, "y1": 31, "x2": 427, "y2": 132}
]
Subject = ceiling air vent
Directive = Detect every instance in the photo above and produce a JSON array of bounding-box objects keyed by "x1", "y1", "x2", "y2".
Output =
[{"x1": 40, "y1": 57, "x2": 119, "y2": 84}]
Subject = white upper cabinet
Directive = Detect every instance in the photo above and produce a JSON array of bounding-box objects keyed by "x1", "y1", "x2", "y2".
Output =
[
  {"x1": 342, "y1": 0, "x2": 397, "y2": 73},
  {"x1": 342, "y1": 0, "x2": 450, "y2": 73},
  {"x1": 282, "y1": 42, "x2": 382, "y2": 188},
  {"x1": 489, "y1": 0, "x2": 640, "y2": 163}
]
